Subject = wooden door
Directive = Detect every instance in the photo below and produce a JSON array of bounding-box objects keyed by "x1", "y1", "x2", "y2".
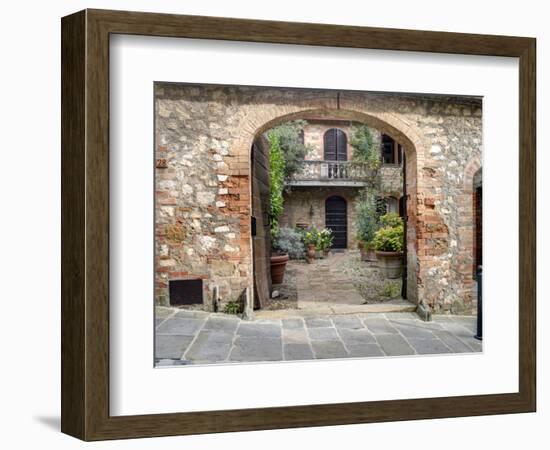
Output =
[
  {"x1": 325, "y1": 196, "x2": 347, "y2": 249},
  {"x1": 251, "y1": 139, "x2": 271, "y2": 308}
]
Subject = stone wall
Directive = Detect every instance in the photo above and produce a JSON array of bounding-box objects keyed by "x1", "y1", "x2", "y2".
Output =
[{"x1": 155, "y1": 84, "x2": 482, "y2": 314}]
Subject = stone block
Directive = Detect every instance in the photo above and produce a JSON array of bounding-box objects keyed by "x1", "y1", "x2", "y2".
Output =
[
  {"x1": 308, "y1": 327, "x2": 339, "y2": 341},
  {"x1": 311, "y1": 341, "x2": 348, "y2": 359},
  {"x1": 376, "y1": 334, "x2": 415, "y2": 356},
  {"x1": 236, "y1": 322, "x2": 281, "y2": 339},
  {"x1": 155, "y1": 335, "x2": 194, "y2": 359},
  {"x1": 229, "y1": 337, "x2": 282, "y2": 361},
  {"x1": 283, "y1": 344, "x2": 314, "y2": 361},
  {"x1": 156, "y1": 317, "x2": 205, "y2": 335}
]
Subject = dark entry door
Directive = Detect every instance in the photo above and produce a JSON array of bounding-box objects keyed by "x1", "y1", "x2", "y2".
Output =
[
  {"x1": 324, "y1": 129, "x2": 347, "y2": 161},
  {"x1": 325, "y1": 196, "x2": 347, "y2": 249}
]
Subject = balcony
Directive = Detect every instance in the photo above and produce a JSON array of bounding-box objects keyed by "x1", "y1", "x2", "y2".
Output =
[{"x1": 285, "y1": 160, "x2": 376, "y2": 187}]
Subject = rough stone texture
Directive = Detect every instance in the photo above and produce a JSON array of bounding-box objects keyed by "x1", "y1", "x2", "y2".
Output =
[{"x1": 155, "y1": 84, "x2": 482, "y2": 314}]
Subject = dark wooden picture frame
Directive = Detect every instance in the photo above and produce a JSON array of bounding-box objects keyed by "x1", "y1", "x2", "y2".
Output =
[{"x1": 61, "y1": 9, "x2": 536, "y2": 441}]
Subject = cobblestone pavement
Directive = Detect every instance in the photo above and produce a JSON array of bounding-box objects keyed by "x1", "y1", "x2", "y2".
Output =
[{"x1": 155, "y1": 308, "x2": 482, "y2": 366}]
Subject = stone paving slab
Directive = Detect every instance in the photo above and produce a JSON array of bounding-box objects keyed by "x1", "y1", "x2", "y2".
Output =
[
  {"x1": 155, "y1": 335, "x2": 194, "y2": 359},
  {"x1": 308, "y1": 327, "x2": 339, "y2": 341},
  {"x1": 338, "y1": 328, "x2": 376, "y2": 346},
  {"x1": 185, "y1": 330, "x2": 233, "y2": 362},
  {"x1": 347, "y1": 344, "x2": 385, "y2": 357},
  {"x1": 311, "y1": 340, "x2": 348, "y2": 359},
  {"x1": 229, "y1": 337, "x2": 283, "y2": 361},
  {"x1": 203, "y1": 317, "x2": 240, "y2": 333},
  {"x1": 376, "y1": 334, "x2": 415, "y2": 356},
  {"x1": 156, "y1": 317, "x2": 205, "y2": 335},
  {"x1": 155, "y1": 308, "x2": 481, "y2": 365},
  {"x1": 284, "y1": 343, "x2": 314, "y2": 360},
  {"x1": 406, "y1": 337, "x2": 452, "y2": 355},
  {"x1": 332, "y1": 316, "x2": 364, "y2": 329}
]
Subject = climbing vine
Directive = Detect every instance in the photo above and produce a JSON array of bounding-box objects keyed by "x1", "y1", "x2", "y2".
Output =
[{"x1": 267, "y1": 132, "x2": 285, "y2": 235}]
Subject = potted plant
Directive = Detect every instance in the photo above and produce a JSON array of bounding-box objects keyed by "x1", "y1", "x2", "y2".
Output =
[
  {"x1": 356, "y1": 188, "x2": 379, "y2": 262},
  {"x1": 318, "y1": 228, "x2": 334, "y2": 257},
  {"x1": 373, "y1": 213, "x2": 404, "y2": 279},
  {"x1": 270, "y1": 228, "x2": 290, "y2": 284},
  {"x1": 302, "y1": 229, "x2": 318, "y2": 264}
]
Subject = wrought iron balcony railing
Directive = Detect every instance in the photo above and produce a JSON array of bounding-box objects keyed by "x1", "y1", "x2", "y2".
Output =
[{"x1": 286, "y1": 160, "x2": 375, "y2": 186}]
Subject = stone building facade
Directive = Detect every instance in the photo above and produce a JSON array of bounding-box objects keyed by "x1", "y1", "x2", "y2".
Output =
[
  {"x1": 154, "y1": 83, "x2": 482, "y2": 314},
  {"x1": 279, "y1": 119, "x2": 403, "y2": 250}
]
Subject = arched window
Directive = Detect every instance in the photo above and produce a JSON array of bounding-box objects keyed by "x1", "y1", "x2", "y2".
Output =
[
  {"x1": 323, "y1": 128, "x2": 347, "y2": 161},
  {"x1": 381, "y1": 134, "x2": 403, "y2": 164}
]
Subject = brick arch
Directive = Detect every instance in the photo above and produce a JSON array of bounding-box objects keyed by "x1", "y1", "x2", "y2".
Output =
[{"x1": 225, "y1": 105, "x2": 436, "y2": 304}]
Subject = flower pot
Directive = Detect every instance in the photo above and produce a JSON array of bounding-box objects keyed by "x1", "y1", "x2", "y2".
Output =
[
  {"x1": 322, "y1": 248, "x2": 330, "y2": 257},
  {"x1": 359, "y1": 245, "x2": 368, "y2": 261},
  {"x1": 270, "y1": 253, "x2": 289, "y2": 284},
  {"x1": 375, "y1": 251, "x2": 403, "y2": 279},
  {"x1": 366, "y1": 249, "x2": 377, "y2": 262},
  {"x1": 306, "y1": 244, "x2": 316, "y2": 264}
]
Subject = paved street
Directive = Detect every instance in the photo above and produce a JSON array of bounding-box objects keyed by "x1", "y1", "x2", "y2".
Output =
[{"x1": 155, "y1": 308, "x2": 482, "y2": 366}]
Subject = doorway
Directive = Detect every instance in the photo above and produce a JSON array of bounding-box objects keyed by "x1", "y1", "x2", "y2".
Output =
[{"x1": 325, "y1": 196, "x2": 347, "y2": 249}]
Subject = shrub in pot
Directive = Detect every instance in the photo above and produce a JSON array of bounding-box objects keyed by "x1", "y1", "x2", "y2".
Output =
[
  {"x1": 356, "y1": 189, "x2": 379, "y2": 262},
  {"x1": 270, "y1": 228, "x2": 290, "y2": 284},
  {"x1": 318, "y1": 228, "x2": 334, "y2": 257},
  {"x1": 274, "y1": 227, "x2": 305, "y2": 260},
  {"x1": 373, "y1": 213, "x2": 404, "y2": 279}
]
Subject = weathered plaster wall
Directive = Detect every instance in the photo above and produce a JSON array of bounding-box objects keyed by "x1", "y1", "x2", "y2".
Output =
[{"x1": 155, "y1": 84, "x2": 482, "y2": 314}]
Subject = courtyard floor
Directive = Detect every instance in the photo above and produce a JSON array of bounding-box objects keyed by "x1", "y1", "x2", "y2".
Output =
[
  {"x1": 155, "y1": 308, "x2": 482, "y2": 366},
  {"x1": 290, "y1": 251, "x2": 408, "y2": 312}
]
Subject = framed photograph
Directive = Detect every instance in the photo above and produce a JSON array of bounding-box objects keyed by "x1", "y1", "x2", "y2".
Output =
[{"x1": 61, "y1": 9, "x2": 536, "y2": 440}]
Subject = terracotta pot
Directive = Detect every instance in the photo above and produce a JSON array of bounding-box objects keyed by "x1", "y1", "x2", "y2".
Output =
[
  {"x1": 322, "y1": 248, "x2": 330, "y2": 257},
  {"x1": 359, "y1": 245, "x2": 368, "y2": 261},
  {"x1": 366, "y1": 249, "x2": 377, "y2": 262},
  {"x1": 375, "y1": 251, "x2": 404, "y2": 279},
  {"x1": 270, "y1": 253, "x2": 289, "y2": 284},
  {"x1": 306, "y1": 244, "x2": 316, "y2": 264}
]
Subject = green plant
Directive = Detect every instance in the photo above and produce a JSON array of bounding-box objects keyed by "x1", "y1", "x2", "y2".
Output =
[
  {"x1": 267, "y1": 120, "x2": 312, "y2": 180},
  {"x1": 373, "y1": 224, "x2": 404, "y2": 252},
  {"x1": 267, "y1": 132, "x2": 285, "y2": 234},
  {"x1": 302, "y1": 229, "x2": 319, "y2": 247},
  {"x1": 379, "y1": 212, "x2": 403, "y2": 228},
  {"x1": 272, "y1": 227, "x2": 305, "y2": 259},
  {"x1": 381, "y1": 281, "x2": 401, "y2": 298},
  {"x1": 356, "y1": 188, "x2": 379, "y2": 246},
  {"x1": 223, "y1": 301, "x2": 241, "y2": 315},
  {"x1": 350, "y1": 124, "x2": 381, "y2": 171},
  {"x1": 318, "y1": 228, "x2": 334, "y2": 251}
]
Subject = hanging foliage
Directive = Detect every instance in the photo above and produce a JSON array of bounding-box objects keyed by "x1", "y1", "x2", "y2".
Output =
[
  {"x1": 266, "y1": 120, "x2": 312, "y2": 180},
  {"x1": 350, "y1": 123, "x2": 381, "y2": 170},
  {"x1": 267, "y1": 131, "x2": 285, "y2": 235}
]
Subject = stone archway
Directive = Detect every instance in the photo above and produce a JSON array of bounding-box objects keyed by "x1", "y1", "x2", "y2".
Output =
[{"x1": 230, "y1": 105, "x2": 428, "y2": 305}]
